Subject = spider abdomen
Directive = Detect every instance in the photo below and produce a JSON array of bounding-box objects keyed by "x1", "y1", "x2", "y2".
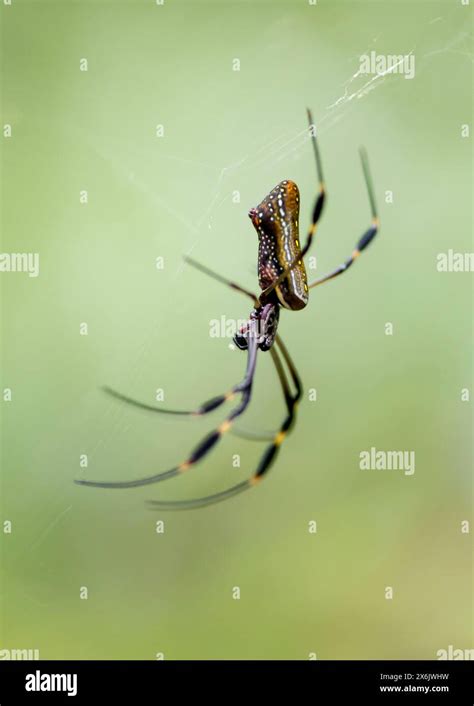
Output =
[{"x1": 249, "y1": 180, "x2": 309, "y2": 311}]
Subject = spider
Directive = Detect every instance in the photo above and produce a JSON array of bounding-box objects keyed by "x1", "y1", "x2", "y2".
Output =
[{"x1": 75, "y1": 109, "x2": 379, "y2": 510}]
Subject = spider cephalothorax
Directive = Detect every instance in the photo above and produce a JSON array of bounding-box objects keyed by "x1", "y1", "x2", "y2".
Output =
[{"x1": 233, "y1": 303, "x2": 280, "y2": 352}]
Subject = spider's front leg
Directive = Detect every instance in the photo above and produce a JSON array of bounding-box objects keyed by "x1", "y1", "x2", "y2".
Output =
[
  {"x1": 75, "y1": 334, "x2": 259, "y2": 489},
  {"x1": 100, "y1": 255, "x2": 260, "y2": 420}
]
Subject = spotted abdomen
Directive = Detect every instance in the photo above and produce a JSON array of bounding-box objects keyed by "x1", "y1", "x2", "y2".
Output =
[{"x1": 249, "y1": 180, "x2": 308, "y2": 311}]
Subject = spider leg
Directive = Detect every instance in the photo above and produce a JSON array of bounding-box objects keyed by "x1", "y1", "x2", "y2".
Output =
[
  {"x1": 176, "y1": 259, "x2": 294, "y2": 442},
  {"x1": 75, "y1": 337, "x2": 259, "y2": 489},
  {"x1": 100, "y1": 257, "x2": 260, "y2": 419},
  {"x1": 184, "y1": 255, "x2": 258, "y2": 304},
  {"x1": 275, "y1": 334, "x2": 303, "y2": 403},
  {"x1": 146, "y1": 337, "x2": 301, "y2": 509},
  {"x1": 257, "y1": 108, "x2": 326, "y2": 306},
  {"x1": 103, "y1": 382, "x2": 242, "y2": 419},
  {"x1": 309, "y1": 147, "x2": 379, "y2": 289},
  {"x1": 231, "y1": 344, "x2": 295, "y2": 442}
]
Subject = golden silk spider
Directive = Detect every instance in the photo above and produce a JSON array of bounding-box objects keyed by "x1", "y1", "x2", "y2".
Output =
[{"x1": 75, "y1": 109, "x2": 379, "y2": 509}]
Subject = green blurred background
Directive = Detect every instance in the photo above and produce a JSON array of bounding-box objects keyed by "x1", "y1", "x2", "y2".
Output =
[{"x1": 1, "y1": 0, "x2": 472, "y2": 659}]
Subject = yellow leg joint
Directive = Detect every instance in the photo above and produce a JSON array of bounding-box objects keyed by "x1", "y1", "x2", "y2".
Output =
[
  {"x1": 274, "y1": 431, "x2": 286, "y2": 446},
  {"x1": 218, "y1": 419, "x2": 232, "y2": 434}
]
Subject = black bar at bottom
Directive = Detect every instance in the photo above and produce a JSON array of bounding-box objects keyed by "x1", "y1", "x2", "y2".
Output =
[{"x1": 0, "y1": 660, "x2": 472, "y2": 703}]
